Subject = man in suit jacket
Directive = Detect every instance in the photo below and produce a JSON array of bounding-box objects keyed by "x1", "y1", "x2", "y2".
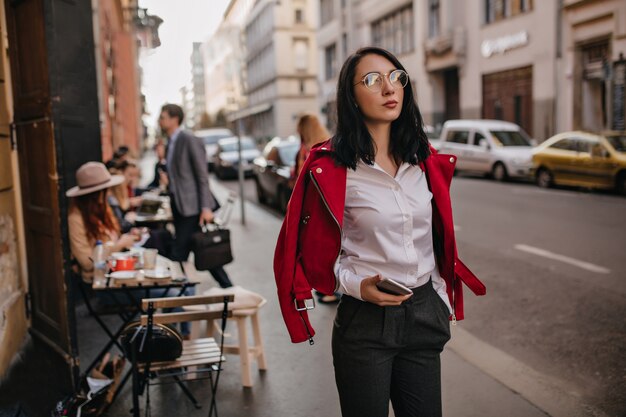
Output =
[{"x1": 159, "y1": 104, "x2": 232, "y2": 288}]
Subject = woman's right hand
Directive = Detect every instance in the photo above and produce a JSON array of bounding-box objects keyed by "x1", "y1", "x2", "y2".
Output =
[
  {"x1": 360, "y1": 275, "x2": 412, "y2": 306},
  {"x1": 117, "y1": 233, "x2": 136, "y2": 249}
]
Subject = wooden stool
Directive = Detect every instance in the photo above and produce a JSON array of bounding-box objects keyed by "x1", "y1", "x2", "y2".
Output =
[
  {"x1": 211, "y1": 299, "x2": 267, "y2": 387},
  {"x1": 187, "y1": 286, "x2": 267, "y2": 387}
]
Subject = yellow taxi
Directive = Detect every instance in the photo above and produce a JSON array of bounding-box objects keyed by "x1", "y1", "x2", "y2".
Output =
[{"x1": 531, "y1": 131, "x2": 626, "y2": 195}]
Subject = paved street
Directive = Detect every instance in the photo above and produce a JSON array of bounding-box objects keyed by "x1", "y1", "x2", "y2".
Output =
[{"x1": 214, "y1": 170, "x2": 626, "y2": 416}]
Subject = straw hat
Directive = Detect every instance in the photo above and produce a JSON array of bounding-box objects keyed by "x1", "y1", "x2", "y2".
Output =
[{"x1": 66, "y1": 161, "x2": 124, "y2": 197}]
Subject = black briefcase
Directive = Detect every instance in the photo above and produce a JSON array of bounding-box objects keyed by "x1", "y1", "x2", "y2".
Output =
[{"x1": 191, "y1": 226, "x2": 233, "y2": 270}]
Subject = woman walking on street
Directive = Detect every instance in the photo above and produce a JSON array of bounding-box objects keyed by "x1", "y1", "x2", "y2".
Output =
[{"x1": 273, "y1": 47, "x2": 485, "y2": 417}]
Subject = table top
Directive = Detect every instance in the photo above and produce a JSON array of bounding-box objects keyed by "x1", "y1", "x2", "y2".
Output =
[
  {"x1": 92, "y1": 254, "x2": 197, "y2": 290},
  {"x1": 92, "y1": 273, "x2": 198, "y2": 290}
]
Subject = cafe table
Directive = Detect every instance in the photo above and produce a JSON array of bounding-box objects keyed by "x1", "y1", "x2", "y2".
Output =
[{"x1": 79, "y1": 255, "x2": 198, "y2": 400}]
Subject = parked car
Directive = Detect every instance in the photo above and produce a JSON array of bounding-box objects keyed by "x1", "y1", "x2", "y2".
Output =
[
  {"x1": 213, "y1": 136, "x2": 261, "y2": 179},
  {"x1": 437, "y1": 119, "x2": 534, "y2": 181},
  {"x1": 193, "y1": 128, "x2": 234, "y2": 171},
  {"x1": 531, "y1": 131, "x2": 626, "y2": 195},
  {"x1": 253, "y1": 135, "x2": 300, "y2": 212},
  {"x1": 425, "y1": 124, "x2": 442, "y2": 151}
]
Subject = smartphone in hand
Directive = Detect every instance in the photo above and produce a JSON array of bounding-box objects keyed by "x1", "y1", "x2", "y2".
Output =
[{"x1": 375, "y1": 277, "x2": 413, "y2": 296}]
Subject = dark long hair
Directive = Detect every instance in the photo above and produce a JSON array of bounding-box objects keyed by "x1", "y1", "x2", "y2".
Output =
[
  {"x1": 72, "y1": 189, "x2": 120, "y2": 242},
  {"x1": 331, "y1": 46, "x2": 430, "y2": 169}
]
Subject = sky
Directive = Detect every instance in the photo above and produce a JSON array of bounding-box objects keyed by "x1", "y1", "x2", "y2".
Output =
[{"x1": 138, "y1": 0, "x2": 230, "y2": 130}]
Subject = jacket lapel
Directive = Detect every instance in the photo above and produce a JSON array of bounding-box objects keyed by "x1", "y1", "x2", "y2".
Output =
[{"x1": 308, "y1": 152, "x2": 347, "y2": 227}]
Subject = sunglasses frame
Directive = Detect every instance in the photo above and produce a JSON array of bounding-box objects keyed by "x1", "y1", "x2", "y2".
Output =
[{"x1": 353, "y1": 69, "x2": 409, "y2": 92}]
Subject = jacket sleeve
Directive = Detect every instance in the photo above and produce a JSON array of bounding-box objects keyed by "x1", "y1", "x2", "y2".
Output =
[
  {"x1": 188, "y1": 132, "x2": 212, "y2": 211},
  {"x1": 274, "y1": 156, "x2": 316, "y2": 344}
]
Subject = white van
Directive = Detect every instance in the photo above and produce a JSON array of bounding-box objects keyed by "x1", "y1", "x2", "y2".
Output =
[{"x1": 438, "y1": 120, "x2": 534, "y2": 181}]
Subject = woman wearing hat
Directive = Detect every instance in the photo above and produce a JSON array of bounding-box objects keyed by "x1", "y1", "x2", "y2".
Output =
[
  {"x1": 67, "y1": 161, "x2": 193, "y2": 336},
  {"x1": 67, "y1": 161, "x2": 138, "y2": 283}
]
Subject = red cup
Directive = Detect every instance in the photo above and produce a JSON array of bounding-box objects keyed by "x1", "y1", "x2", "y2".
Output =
[{"x1": 111, "y1": 257, "x2": 135, "y2": 271}]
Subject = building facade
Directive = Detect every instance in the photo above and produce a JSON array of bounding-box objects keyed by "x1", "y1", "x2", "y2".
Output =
[
  {"x1": 416, "y1": 0, "x2": 560, "y2": 140},
  {"x1": 201, "y1": 0, "x2": 255, "y2": 129},
  {"x1": 187, "y1": 42, "x2": 207, "y2": 128},
  {"x1": 94, "y1": 0, "x2": 144, "y2": 160},
  {"x1": 317, "y1": 0, "x2": 562, "y2": 140},
  {"x1": 203, "y1": 25, "x2": 247, "y2": 121},
  {"x1": 559, "y1": 0, "x2": 626, "y2": 133},
  {"x1": 238, "y1": 0, "x2": 319, "y2": 138}
]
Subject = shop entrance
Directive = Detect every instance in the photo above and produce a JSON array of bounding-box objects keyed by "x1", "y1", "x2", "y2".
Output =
[{"x1": 482, "y1": 66, "x2": 533, "y2": 134}]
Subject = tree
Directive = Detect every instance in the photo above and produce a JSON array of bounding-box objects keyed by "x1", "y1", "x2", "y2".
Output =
[
  {"x1": 198, "y1": 112, "x2": 213, "y2": 128},
  {"x1": 214, "y1": 109, "x2": 227, "y2": 127}
]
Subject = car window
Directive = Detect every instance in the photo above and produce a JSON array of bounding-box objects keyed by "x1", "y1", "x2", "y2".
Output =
[
  {"x1": 606, "y1": 135, "x2": 626, "y2": 153},
  {"x1": 590, "y1": 143, "x2": 608, "y2": 158},
  {"x1": 201, "y1": 133, "x2": 232, "y2": 145},
  {"x1": 446, "y1": 130, "x2": 469, "y2": 144},
  {"x1": 473, "y1": 133, "x2": 486, "y2": 146},
  {"x1": 219, "y1": 139, "x2": 256, "y2": 153},
  {"x1": 549, "y1": 138, "x2": 578, "y2": 152},
  {"x1": 277, "y1": 144, "x2": 300, "y2": 167},
  {"x1": 576, "y1": 140, "x2": 595, "y2": 154},
  {"x1": 490, "y1": 131, "x2": 531, "y2": 147}
]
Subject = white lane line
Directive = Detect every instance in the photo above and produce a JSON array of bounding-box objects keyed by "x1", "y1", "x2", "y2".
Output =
[{"x1": 514, "y1": 244, "x2": 611, "y2": 274}]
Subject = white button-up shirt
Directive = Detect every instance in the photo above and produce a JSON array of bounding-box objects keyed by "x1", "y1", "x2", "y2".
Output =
[{"x1": 334, "y1": 160, "x2": 452, "y2": 312}]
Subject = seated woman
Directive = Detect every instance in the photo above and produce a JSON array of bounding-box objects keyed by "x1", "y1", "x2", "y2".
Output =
[
  {"x1": 67, "y1": 161, "x2": 191, "y2": 335},
  {"x1": 108, "y1": 161, "x2": 172, "y2": 256}
]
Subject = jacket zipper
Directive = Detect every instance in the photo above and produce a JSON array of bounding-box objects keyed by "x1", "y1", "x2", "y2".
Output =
[{"x1": 309, "y1": 170, "x2": 342, "y2": 293}]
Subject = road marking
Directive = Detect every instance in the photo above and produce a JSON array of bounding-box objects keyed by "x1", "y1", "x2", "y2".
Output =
[{"x1": 514, "y1": 244, "x2": 611, "y2": 274}]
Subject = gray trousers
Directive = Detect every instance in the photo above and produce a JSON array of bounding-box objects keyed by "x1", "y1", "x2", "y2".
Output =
[{"x1": 332, "y1": 280, "x2": 451, "y2": 417}]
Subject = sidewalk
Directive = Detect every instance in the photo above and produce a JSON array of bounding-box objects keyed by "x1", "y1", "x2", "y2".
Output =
[{"x1": 101, "y1": 165, "x2": 549, "y2": 417}]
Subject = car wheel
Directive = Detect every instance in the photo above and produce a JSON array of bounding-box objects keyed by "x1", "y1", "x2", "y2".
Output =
[
  {"x1": 255, "y1": 177, "x2": 267, "y2": 204},
  {"x1": 492, "y1": 162, "x2": 508, "y2": 182},
  {"x1": 616, "y1": 171, "x2": 626, "y2": 196},
  {"x1": 536, "y1": 168, "x2": 553, "y2": 188}
]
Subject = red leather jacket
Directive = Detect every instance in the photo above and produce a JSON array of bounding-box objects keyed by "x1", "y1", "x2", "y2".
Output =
[{"x1": 274, "y1": 140, "x2": 486, "y2": 344}]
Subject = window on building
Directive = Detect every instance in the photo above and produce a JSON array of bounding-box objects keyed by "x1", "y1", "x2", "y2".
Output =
[
  {"x1": 514, "y1": 95, "x2": 522, "y2": 127},
  {"x1": 485, "y1": 0, "x2": 533, "y2": 23},
  {"x1": 320, "y1": 0, "x2": 334, "y2": 26},
  {"x1": 342, "y1": 33, "x2": 348, "y2": 59},
  {"x1": 294, "y1": 39, "x2": 309, "y2": 71},
  {"x1": 371, "y1": 6, "x2": 414, "y2": 55},
  {"x1": 295, "y1": 9, "x2": 303, "y2": 23},
  {"x1": 428, "y1": 0, "x2": 440, "y2": 38},
  {"x1": 300, "y1": 80, "x2": 306, "y2": 94},
  {"x1": 325, "y1": 43, "x2": 338, "y2": 80}
]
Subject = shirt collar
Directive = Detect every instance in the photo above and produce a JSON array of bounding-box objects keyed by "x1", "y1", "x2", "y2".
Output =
[{"x1": 169, "y1": 127, "x2": 182, "y2": 142}]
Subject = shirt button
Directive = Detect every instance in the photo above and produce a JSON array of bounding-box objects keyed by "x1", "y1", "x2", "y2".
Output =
[
  {"x1": 316, "y1": 168, "x2": 322, "y2": 174},
  {"x1": 449, "y1": 157, "x2": 455, "y2": 163}
]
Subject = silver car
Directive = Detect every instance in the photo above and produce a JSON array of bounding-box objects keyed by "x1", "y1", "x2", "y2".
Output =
[{"x1": 438, "y1": 120, "x2": 535, "y2": 181}]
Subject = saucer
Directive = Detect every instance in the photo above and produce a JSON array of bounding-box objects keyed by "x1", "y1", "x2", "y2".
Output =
[
  {"x1": 144, "y1": 269, "x2": 171, "y2": 279},
  {"x1": 109, "y1": 270, "x2": 136, "y2": 280}
]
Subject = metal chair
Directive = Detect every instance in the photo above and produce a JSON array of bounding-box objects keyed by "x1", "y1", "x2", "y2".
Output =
[{"x1": 129, "y1": 294, "x2": 234, "y2": 417}]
